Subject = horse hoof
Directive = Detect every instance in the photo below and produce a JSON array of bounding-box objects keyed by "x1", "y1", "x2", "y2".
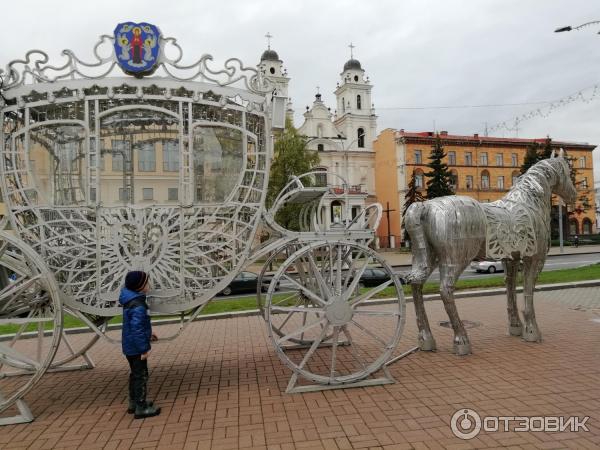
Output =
[
  {"x1": 453, "y1": 337, "x2": 471, "y2": 356},
  {"x1": 522, "y1": 328, "x2": 542, "y2": 342},
  {"x1": 419, "y1": 336, "x2": 437, "y2": 352},
  {"x1": 509, "y1": 325, "x2": 523, "y2": 336}
]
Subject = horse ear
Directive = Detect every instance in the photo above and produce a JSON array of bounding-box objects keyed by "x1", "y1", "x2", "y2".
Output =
[
  {"x1": 550, "y1": 149, "x2": 556, "y2": 158},
  {"x1": 559, "y1": 147, "x2": 565, "y2": 158}
]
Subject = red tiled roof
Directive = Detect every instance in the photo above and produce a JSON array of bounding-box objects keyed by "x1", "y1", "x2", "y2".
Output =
[{"x1": 394, "y1": 130, "x2": 596, "y2": 149}]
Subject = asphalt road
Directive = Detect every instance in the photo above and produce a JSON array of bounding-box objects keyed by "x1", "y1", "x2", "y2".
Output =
[
  {"x1": 217, "y1": 252, "x2": 600, "y2": 300},
  {"x1": 395, "y1": 252, "x2": 600, "y2": 283}
]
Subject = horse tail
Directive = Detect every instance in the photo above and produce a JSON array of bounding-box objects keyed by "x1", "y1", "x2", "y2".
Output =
[{"x1": 404, "y1": 202, "x2": 431, "y2": 284}]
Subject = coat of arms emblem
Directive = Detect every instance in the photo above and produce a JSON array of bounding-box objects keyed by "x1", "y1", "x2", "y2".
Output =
[{"x1": 113, "y1": 22, "x2": 161, "y2": 76}]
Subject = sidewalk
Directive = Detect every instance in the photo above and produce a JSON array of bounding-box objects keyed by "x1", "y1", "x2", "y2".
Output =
[{"x1": 1, "y1": 286, "x2": 599, "y2": 449}]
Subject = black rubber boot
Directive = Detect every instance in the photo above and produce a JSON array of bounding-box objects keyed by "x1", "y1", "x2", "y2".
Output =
[
  {"x1": 128, "y1": 400, "x2": 154, "y2": 414},
  {"x1": 134, "y1": 403, "x2": 161, "y2": 419}
]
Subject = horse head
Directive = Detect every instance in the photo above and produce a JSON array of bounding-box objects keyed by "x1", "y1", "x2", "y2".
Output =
[{"x1": 546, "y1": 148, "x2": 577, "y2": 205}]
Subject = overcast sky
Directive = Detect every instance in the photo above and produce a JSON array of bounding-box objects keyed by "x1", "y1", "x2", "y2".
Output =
[{"x1": 2, "y1": 0, "x2": 600, "y2": 181}]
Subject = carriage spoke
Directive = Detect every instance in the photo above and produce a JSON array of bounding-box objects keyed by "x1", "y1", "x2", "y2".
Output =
[
  {"x1": 0, "y1": 343, "x2": 41, "y2": 369},
  {"x1": 270, "y1": 305, "x2": 324, "y2": 314},
  {"x1": 276, "y1": 318, "x2": 326, "y2": 345},
  {"x1": 353, "y1": 309, "x2": 401, "y2": 317},
  {"x1": 335, "y1": 246, "x2": 342, "y2": 295},
  {"x1": 351, "y1": 320, "x2": 389, "y2": 348},
  {"x1": 296, "y1": 323, "x2": 330, "y2": 371},
  {"x1": 349, "y1": 279, "x2": 393, "y2": 307},
  {"x1": 341, "y1": 325, "x2": 367, "y2": 371},
  {"x1": 0, "y1": 275, "x2": 43, "y2": 303},
  {"x1": 272, "y1": 291, "x2": 302, "y2": 307},
  {"x1": 344, "y1": 256, "x2": 372, "y2": 298},
  {"x1": 282, "y1": 274, "x2": 326, "y2": 307},
  {"x1": 329, "y1": 326, "x2": 340, "y2": 381},
  {"x1": 0, "y1": 316, "x2": 54, "y2": 325},
  {"x1": 307, "y1": 253, "x2": 331, "y2": 300}
]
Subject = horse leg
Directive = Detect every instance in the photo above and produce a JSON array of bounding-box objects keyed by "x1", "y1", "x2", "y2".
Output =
[
  {"x1": 503, "y1": 256, "x2": 523, "y2": 336},
  {"x1": 439, "y1": 262, "x2": 471, "y2": 355},
  {"x1": 411, "y1": 268, "x2": 436, "y2": 351},
  {"x1": 521, "y1": 256, "x2": 544, "y2": 342}
]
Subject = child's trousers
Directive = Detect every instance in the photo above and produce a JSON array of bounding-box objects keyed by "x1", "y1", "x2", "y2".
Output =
[{"x1": 126, "y1": 354, "x2": 149, "y2": 407}]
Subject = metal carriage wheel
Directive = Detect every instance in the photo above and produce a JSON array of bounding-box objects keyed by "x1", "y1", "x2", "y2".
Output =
[
  {"x1": 264, "y1": 241, "x2": 405, "y2": 386},
  {"x1": 0, "y1": 231, "x2": 62, "y2": 414}
]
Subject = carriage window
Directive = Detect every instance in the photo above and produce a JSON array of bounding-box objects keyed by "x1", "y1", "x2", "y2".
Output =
[
  {"x1": 192, "y1": 125, "x2": 244, "y2": 203},
  {"x1": 100, "y1": 108, "x2": 179, "y2": 205},
  {"x1": 25, "y1": 124, "x2": 88, "y2": 206}
]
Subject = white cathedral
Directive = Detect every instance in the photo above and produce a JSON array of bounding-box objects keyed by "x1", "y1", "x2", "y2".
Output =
[{"x1": 257, "y1": 43, "x2": 377, "y2": 229}]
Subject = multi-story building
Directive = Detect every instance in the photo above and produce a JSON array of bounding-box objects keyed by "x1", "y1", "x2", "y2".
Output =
[{"x1": 374, "y1": 129, "x2": 596, "y2": 246}]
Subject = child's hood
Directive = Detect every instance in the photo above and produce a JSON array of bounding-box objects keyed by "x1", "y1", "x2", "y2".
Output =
[{"x1": 119, "y1": 287, "x2": 145, "y2": 306}]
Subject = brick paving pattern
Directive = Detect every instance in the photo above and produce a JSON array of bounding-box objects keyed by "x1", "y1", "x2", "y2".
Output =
[{"x1": 1, "y1": 287, "x2": 599, "y2": 449}]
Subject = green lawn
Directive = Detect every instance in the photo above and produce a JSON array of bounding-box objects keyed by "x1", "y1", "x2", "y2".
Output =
[{"x1": 1, "y1": 263, "x2": 599, "y2": 335}]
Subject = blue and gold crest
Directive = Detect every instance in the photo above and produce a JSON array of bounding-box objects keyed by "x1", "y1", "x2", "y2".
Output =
[{"x1": 113, "y1": 22, "x2": 161, "y2": 76}]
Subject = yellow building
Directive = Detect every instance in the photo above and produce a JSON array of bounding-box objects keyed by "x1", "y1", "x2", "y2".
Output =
[{"x1": 374, "y1": 129, "x2": 596, "y2": 247}]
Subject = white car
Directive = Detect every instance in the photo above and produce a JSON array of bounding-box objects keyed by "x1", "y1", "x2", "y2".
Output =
[{"x1": 470, "y1": 259, "x2": 503, "y2": 274}]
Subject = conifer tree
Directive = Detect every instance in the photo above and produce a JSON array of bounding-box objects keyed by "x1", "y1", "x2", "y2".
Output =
[
  {"x1": 520, "y1": 142, "x2": 540, "y2": 175},
  {"x1": 424, "y1": 135, "x2": 454, "y2": 199}
]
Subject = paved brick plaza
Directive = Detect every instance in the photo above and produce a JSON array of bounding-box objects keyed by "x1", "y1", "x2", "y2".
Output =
[{"x1": 1, "y1": 287, "x2": 599, "y2": 450}]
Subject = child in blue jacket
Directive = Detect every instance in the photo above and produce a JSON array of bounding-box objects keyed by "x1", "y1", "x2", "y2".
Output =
[{"x1": 119, "y1": 271, "x2": 161, "y2": 419}]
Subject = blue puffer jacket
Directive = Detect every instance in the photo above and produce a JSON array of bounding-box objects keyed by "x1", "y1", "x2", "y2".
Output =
[{"x1": 119, "y1": 288, "x2": 152, "y2": 356}]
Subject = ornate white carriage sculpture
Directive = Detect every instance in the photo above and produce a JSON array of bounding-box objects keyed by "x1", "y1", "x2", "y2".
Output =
[{"x1": 0, "y1": 24, "x2": 405, "y2": 424}]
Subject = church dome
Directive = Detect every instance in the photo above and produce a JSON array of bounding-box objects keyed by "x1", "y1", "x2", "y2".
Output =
[
  {"x1": 343, "y1": 58, "x2": 362, "y2": 71},
  {"x1": 261, "y1": 49, "x2": 280, "y2": 61}
]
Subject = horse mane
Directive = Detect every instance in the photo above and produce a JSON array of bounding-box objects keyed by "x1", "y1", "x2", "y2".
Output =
[{"x1": 507, "y1": 157, "x2": 565, "y2": 200}]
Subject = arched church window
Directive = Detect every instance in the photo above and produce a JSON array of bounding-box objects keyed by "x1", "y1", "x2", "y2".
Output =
[
  {"x1": 317, "y1": 124, "x2": 323, "y2": 138},
  {"x1": 354, "y1": 75, "x2": 359, "y2": 82},
  {"x1": 357, "y1": 95, "x2": 362, "y2": 110},
  {"x1": 582, "y1": 218, "x2": 592, "y2": 235},
  {"x1": 357, "y1": 128, "x2": 365, "y2": 148},
  {"x1": 269, "y1": 67, "x2": 275, "y2": 74},
  {"x1": 342, "y1": 97, "x2": 345, "y2": 113},
  {"x1": 317, "y1": 144, "x2": 324, "y2": 152}
]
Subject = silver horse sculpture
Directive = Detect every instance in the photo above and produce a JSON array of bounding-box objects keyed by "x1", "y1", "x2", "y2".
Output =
[{"x1": 404, "y1": 150, "x2": 577, "y2": 355}]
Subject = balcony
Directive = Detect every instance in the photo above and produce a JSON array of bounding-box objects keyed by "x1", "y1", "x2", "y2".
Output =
[{"x1": 330, "y1": 184, "x2": 366, "y2": 195}]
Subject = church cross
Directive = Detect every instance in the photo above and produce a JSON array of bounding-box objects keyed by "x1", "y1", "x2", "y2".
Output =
[
  {"x1": 348, "y1": 42, "x2": 356, "y2": 59},
  {"x1": 265, "y1": 32, "x2": 273, "y2": 49}
]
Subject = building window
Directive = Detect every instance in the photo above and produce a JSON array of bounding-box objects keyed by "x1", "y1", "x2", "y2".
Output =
[
  {"x1": 342, "y1": 97, "x2": 345, "y2": 113},
  {"x1": 415, "y1": 170, "x2": 424, "y2": 188},
  {"x1": 356, "y1": 95, "x2": 362, "y2": 110},
  {"x1": 138, "y1": 142, "x2": 156, "y2": 172},
  {"x1": 331, "y1": 200, "x2": 343, "y2": 223},
  {"x1": 465, "y1": 152, "x2": 472, "y2": 166},
  {"x1": 142, "y1": 188, "x2": 154, "y2": 200},
  {"x1": 111, "y1": 140, "x2": 131, "y2": 171},
  {"x1": 569, "y1": 218, "x2": 579, "y2": 235},
  {"x1": 352, "y1": 206, "x2": 360, "y2": 219},
  {"x1": 512, "y1": 171, "x2": 519, "y2": 187},
  {"x1": 414, "y1": 150, "x2": 422, "y2": 164},
  {"x1": 511, "y1": 153, "x2": 518, "y2": 167},
  {"x1": 317, "y1": 124, "x2": 323, "y2": 138},
  {"x1": 497, "y1": 176, "x2": 504, "y2": 190},
  {"x1": 168, "y1": 187, "x2": 178, "y2": 201},
  {"x1": 315, "y1": 169, "x2": 327, "y2": 186},
  {"x1": 163, "y1": 140, "x2": 179, "y2": 171},
  {"x1": 496, "y1": 153, "x2": 503, "y2": 166},
  {"x1": 579, "y1": 156, "x2": 586, "y2": 168},
  {"x1": 317, "y1": 143, "x2": 324, "y2": 151},
  {"x1": 480, "y1": 152, "x2": 488, "y2": 166},
  {"x1": 466, "y1": 175, "x2": 473, "y2": 190},
  {"x1": 448, "y1": 151, "x2": 456, "y2": 165},
  {"x1": 481, "y1": 170, "x2": 490, "y2": 189},
  {"x1": 118, "y1": 187, "x2": 130, "y2": 202},
  {"x1": 581, "y1": 177, "x2": 588, "y2": 188},
  {"x1": 90, "y1": 188, "x2": 96, "y2": 202},
  {"x1": 357, "y1": 128, "x2": 365, "y2": 148},
  {"x1": 583, "y1": 218, "x2": 592, "y2": 235},
  {"x1": 450, "y1": 170, "x2": 458, "y2": 190}
]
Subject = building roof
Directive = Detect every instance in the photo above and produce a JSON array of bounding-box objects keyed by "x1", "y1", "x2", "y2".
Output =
[
  {"x1": 260, "y1": 49, "x2": 280, "y2": 62},
  {"x1": 343, "y1": 58, "x2": 362, "y2": 71},
  {"x1": 394, "y1": 130, "x2": 596, "y2": 150}
]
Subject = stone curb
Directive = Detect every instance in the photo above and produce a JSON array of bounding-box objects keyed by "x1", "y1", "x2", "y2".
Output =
[{"x1": 6, "y1": 278, "x2": 595, "y2": 341}]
